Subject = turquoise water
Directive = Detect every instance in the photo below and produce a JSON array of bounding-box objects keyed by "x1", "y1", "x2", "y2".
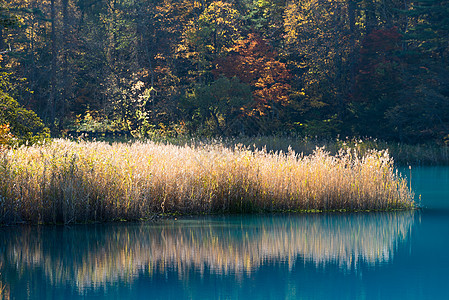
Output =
[{"x1": 1, "y1": 167, "x2": 448, "y2": 299}]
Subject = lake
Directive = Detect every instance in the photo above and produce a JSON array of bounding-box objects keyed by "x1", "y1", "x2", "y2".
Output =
[{"x1": 1, "y1": 167, "x2": 448, "y2": 299}]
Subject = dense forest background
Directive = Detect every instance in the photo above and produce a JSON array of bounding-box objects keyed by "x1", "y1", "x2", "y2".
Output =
[{"x1": 1, "y1": 0, "x2": 448, "y2": 143}]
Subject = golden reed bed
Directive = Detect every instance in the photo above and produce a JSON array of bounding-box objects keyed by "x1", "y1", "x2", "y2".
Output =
[{"x1": 0, "y1": 139, "x2": 414, "y2": 224}]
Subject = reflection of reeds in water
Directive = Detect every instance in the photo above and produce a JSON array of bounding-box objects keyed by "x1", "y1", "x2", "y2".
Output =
[
  {"x1": 0, "y1": 212, "x2": 416, "y2": 291},
  {"x1": 0, "y1": 279, "x2": 10, "y2": 300}
]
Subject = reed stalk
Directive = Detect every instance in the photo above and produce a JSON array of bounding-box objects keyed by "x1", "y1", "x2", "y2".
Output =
[{"x1": 0, "y1": 139, "x2": 414, "y2": 224}]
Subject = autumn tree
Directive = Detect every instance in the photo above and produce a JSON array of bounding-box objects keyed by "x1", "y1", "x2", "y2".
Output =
[
  {"x1": 214, "y1": 34, "x2": 291, "y2": 130},
  {"x1": 350, "y1": 27, "x2": 404, "y2": 137},
  {"x1": 179, "y1": 1, "x2": 242, "y2": 84},
  {"x1": 283, "y1": 0, "x2": 355, "y2": 135},
  {"x1": 0, "y1": 0, "x2": 448, "y2": 143}
]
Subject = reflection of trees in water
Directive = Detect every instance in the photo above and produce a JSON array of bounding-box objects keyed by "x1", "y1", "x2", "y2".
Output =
[{"x1": 0, "y1": 212, "x2": 416, "y2": 291}]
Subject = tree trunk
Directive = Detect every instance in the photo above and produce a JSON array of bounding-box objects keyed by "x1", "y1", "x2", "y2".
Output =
[
  {"x1": 348, "y1": 0, "x2": 356, "y2": 96},
  {"x1": 50, "y1": 0, "x2": 57, "y2": 128},
  {"x1": 0, "y1": 26, "x2": 4, "y2": 52},
  {"x1": 28, "y1": 4, "x2": 36, "y2": 110},
  {"x1": 61, "y1": 0, "x2": 69, "y2": 127},
  {"x1": 365, "y1": 1, "x2": 376, "y2": 34}
]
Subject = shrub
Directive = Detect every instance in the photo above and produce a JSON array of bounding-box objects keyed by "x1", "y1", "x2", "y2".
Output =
[
  {"x1": 0, "y1": 90, "x2": 49, "y2": 145},
  {"x1": 0, "y1": 123, "x2": 13, "y2": 149}
]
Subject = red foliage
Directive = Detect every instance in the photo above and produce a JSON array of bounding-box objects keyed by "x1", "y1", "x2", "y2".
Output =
[
  {"x1": 353, "y1": 27, "x2": 403, "y2": 102},
  {"x1": 214, "y1": 34, "x2": 291, "y2": 114},
  {"x1": 360, "y1": 27, "x2": 402, "y2": 55}
]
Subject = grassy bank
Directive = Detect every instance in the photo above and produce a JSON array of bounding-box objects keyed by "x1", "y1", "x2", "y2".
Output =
[{"x1": 0, "y1": 139, "x2": 414, "y2": 224}]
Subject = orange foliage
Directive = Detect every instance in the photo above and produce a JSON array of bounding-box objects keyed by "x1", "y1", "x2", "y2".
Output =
[
  {"x1": 214, "y1": 34, "x2": 291, "y2": 115},
  {"x1": 0, "y1": 124, "x2": 14, "y2": 150}
]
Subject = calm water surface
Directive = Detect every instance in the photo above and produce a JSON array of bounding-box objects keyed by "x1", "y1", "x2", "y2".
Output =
[{"x1": 1, "y1": 167, "x2": 448, "y2": 299}]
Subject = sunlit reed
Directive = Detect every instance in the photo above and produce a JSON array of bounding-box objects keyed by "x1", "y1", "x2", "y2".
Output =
[
  {"x1": 160, "y1": 135, "x2": 449, "y2": 166},
  {"x1": 0, "y1": 139, "x2": 414, "y2": 224}
]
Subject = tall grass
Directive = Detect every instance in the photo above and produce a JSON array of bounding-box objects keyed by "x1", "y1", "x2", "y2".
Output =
[
  {"x1": 0, "y1": 139, "x2": 414, "y2": 224},
  {"x1": 150, "y1": 135, "x2": 449, "y2": 166}
]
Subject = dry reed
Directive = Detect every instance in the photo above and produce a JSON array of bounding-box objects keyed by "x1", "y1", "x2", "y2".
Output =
[
  {"x1": 0, "y1": 139, "x2": 414, "y2": 224},
  {"x1": 161, "y1": 135, "x2": 449, "y2": 166}
]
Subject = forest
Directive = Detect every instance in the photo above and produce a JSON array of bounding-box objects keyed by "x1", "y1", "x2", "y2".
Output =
[{"x1": 1, "y1": 0, "x2": 449, "y2": 144}]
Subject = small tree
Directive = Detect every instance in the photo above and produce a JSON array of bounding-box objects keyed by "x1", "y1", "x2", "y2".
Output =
[{"x1": 0, "y1": 90, "x2": 49, "y2": 145}]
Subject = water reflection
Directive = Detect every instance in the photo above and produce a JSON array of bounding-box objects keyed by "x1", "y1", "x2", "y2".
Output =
[{"x1": 0, "y1": 212, "x2": 416, "y2": 294}]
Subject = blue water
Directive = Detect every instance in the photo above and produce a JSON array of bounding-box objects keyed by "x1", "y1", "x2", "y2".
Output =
[{"x1": 1, "y1": 167, "x2": 448, "y2": 299}]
